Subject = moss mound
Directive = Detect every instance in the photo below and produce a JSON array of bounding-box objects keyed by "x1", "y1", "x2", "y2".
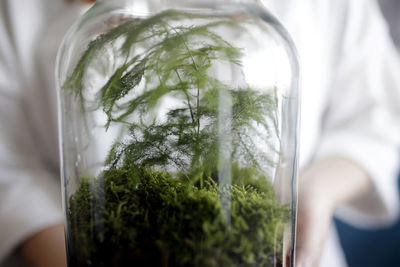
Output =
[{"x1": 68, "y1": 166, "x2": 289, "y2": 267}]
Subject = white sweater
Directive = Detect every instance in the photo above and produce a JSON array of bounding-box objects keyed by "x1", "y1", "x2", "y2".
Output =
[{"x1": 0, "y1": 0, "x2": 399, "y2": 266}]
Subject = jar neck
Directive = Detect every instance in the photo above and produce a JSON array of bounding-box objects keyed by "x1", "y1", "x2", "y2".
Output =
[
  {"x1": 95, "y1": 0, "x2": 254, "y2": 4},
  {"x1": 91, "y1": 0, "x2": 262, "y2": 18}
]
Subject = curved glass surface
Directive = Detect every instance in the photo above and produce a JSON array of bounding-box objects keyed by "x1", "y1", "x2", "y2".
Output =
[{"x1": 56, "y1": 1, "x2": 300, "y2": 266}]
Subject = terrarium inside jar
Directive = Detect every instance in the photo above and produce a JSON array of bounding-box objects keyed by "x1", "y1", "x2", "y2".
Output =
[{"x1": 56, "y1": 0, "x2": 299, "y2": 266}]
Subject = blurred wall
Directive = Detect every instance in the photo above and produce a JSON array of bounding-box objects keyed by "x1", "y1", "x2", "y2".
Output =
[{"x1": 378, "y1": 0, "x2": 400, "y2": 47}]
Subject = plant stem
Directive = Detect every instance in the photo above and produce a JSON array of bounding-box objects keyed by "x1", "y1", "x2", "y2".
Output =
[
  {"x1": 166, "y1": 22, "x2": 204, "y2": 186},
  {"x1": 175, "y1": 70, "x2": 196, "y2": 126}
]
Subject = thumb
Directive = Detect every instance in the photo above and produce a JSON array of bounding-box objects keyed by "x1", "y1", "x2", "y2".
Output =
[{"x1": 295, "y1": 194, "x2": 333, "y2": 267}]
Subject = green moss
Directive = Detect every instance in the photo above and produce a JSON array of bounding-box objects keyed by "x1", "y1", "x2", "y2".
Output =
[{"x1": 68, "y1": 166, "x2": 289, "y2": 267}]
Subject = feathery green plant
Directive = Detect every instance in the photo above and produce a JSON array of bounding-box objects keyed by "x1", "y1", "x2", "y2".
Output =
[{"x1": 65, "y1": 10, "x2": 289, "y2": 267}]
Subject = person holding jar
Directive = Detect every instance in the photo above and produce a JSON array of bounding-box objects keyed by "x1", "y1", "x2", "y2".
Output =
[{"x1": 0, "y1": 0, "x2": 399, "y2": 266}]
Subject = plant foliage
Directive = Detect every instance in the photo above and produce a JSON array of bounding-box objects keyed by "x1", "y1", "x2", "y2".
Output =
[{"x1": 69, "y1": 167, "x2": 289, "y2": 267}]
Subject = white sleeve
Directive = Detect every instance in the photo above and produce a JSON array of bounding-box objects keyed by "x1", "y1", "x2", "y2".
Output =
[
  {"x1": 315, "y1": 0, "x2": 400, "y2": 228},
  {"x1": 0, "y1": 11, "x2": 63, "y2": 262}
]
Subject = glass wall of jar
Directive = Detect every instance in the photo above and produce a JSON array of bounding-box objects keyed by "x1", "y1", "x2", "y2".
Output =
[{"x1": 56, "y1": 0, "x2": 300, "y2": 266}]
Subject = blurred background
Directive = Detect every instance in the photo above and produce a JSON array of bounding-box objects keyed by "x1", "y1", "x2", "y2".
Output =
[
  {"x1": 335, "y1": 1, "x2": 400, "y2": 266},
  {"x1": 0, "y1": 0, "x2": 399, "y2": 266}
]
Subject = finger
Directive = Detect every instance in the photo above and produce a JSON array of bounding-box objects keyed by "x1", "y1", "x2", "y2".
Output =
[{"x1": 295, "y1": 196, "x2": 332, "y2": 267}]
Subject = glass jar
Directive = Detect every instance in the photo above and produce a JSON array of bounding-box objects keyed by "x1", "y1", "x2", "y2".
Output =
[{"x1": 56, "y1": 0, "x2": 300, "y2": 266}]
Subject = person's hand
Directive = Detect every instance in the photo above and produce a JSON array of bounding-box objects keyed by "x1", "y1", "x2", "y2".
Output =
[
  {"x1": 296, "y1": 177, "x2": 335, "y2": 267},
  {"x1": 19, "y1": 224, "x2": 67, "y2": 267},
  {"x1": 296, "y1": 157, "x2": 371, "y2": 267}
]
